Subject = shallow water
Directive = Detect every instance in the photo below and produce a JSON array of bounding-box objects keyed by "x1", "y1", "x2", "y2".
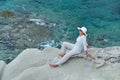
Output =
[
  {"x1": 0, "y1": 0, "x2": 120, "y2": 46},
  {"x1": 0, "y1": 0, "x2": 120, "y2": 62}
]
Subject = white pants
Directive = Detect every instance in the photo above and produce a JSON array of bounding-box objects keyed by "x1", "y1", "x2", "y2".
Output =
[{"x1": 56, "y1": 42, "x2": 80, "y2": 65}]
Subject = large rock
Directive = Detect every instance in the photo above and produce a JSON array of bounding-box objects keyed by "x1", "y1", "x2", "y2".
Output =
[
  {"x1": 1, "y1": 47, "x2": 120, "y2": 80},
  {"x1": 0, "y1": 61, "x2": 6, "y2": 80},
  {"x1": 1, "y1": 48, "x2": 60, "y2": 80}
]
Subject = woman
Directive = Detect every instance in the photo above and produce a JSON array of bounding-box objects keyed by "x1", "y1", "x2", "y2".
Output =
[{"x1": 49, "y1": 27, "x2": 92, "y2": 67}]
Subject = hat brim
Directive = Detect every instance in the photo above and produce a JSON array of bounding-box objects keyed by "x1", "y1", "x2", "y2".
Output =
[
  {"x1": 77, "y1": 27, "x2": 81, "y2": 30},
  {"x1": 77, "y1": 27, "x2": 87, "y2": 36}
]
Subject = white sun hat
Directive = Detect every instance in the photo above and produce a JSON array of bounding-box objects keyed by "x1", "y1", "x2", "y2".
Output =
[{"x1": 77, "y1": 26, "x2": 87, "y2": 36}]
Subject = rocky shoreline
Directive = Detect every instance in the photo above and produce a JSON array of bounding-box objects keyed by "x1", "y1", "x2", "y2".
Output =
[
  {"x1": 0, "y1": 10, "x2": 120, "y2": 63},
  {"x1": 0, "y1": 46, "x2": 120, "y2": 80},
  {"x1": 0, "y1": 1, "x2": 120, "y2": 79},
  {"x1": 0, "y1": 10, "x2": 65, "y2": 63},
  {"x1": 0, "y1": 11, "x2": 59, "y2": 49}
]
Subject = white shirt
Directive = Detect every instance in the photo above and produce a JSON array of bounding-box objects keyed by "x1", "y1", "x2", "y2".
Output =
[{"x1": 72, "y1": 35, "x2": 88, "y2": 53}]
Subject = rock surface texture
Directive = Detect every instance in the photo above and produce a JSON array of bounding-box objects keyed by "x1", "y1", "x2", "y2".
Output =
[{"x1": 1, "y1": 46, "x2": 120, "y2": 80}]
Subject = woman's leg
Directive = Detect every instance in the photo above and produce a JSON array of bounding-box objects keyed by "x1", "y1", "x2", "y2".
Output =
[
  {"x1": 60, "y1": 42, "x2": 74, "y2": 53},
  {"x1": 56, "y1": 50, "x2": 78, "y2": 65},
  {"x1": 49, "y1": 50, "x2": 80, "y2": 67}
]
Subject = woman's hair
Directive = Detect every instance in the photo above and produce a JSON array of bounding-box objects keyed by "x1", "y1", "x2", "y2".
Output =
[{"x1": 80, "y1": 30, "x2": 85, "y2": 35}]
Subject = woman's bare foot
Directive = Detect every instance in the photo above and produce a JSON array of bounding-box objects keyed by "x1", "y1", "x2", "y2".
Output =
[
  {"x1": 59, "y1": 53, "x2": 65, "y2": 57},
  {"x1": 49, "y1": 64, "x2": 58, "y2": 67}
]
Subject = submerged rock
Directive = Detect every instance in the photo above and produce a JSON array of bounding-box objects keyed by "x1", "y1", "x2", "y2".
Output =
[
  {"x1": 0, "y1": 11, "x2": 14, "y2": 17},
  {"x1": 1, "y1": 46, "x2": 120, "y2": 80},
  {"x1": 0, "y1": 11, "x2": 57, "y2": 50},
  {"x1": 0, "y1": 11, "x2": 65, "y2": 64}
]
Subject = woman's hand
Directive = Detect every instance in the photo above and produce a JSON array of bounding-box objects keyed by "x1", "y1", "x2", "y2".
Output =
[
  {"x1": 87, "y1": 45, "x2": 92, "y2": 48},
  {"x1": 86, "y1": 52, "x2": 92, "y2": 58},
  {"x1": 85, "y1": 51, "x2": 92, "y2": 58}
]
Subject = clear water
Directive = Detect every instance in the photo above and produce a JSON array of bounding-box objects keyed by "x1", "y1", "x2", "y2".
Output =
[{"x1": 0, "y1": 0, "x2": 120, "y2": 62}]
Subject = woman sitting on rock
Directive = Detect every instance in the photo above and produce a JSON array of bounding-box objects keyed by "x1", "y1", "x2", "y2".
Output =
[{"x1": 49, "y1": 27, "x2": 92, "y2": 67}]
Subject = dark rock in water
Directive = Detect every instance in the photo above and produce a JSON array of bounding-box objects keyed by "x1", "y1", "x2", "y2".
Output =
[
  {"x1": 56, "y1": 44, "x2": 61, "y2": 49},
  {"x1": 0, "y1": 11, "x2": 58, "y2": 50},
  {"x1": 0, "y1": 11, "x2": 14, "y2": 17},
  {"x1": 0, "y1": 33, "x2": 16, "y2": 50},
  {"x1": 34, "y1": 0, "x2": 43, "y2": 4},
  {"x1": 0, "y1": 22, "x2": 8, "y2": 25},
  {"x1": 97, "y1": 34, "x2": 106, "y2": 41},
  {"x1": 5, "y1": 54, "x2": 16, "y2": 64}
]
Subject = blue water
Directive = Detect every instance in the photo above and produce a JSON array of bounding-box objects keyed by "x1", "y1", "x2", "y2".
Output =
[{"x1": 0, "y1": 0, "x2": 120, "y2": 62}]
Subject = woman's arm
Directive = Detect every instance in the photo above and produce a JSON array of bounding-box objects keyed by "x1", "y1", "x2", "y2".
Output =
[{"x1": 81, "y1": 36, "x2": 92, "y2": 58}]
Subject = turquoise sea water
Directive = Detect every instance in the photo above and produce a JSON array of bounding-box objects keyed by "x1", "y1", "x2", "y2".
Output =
[{"x1": 0, "y1": 0, "x2": 120, "y2": 62}]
